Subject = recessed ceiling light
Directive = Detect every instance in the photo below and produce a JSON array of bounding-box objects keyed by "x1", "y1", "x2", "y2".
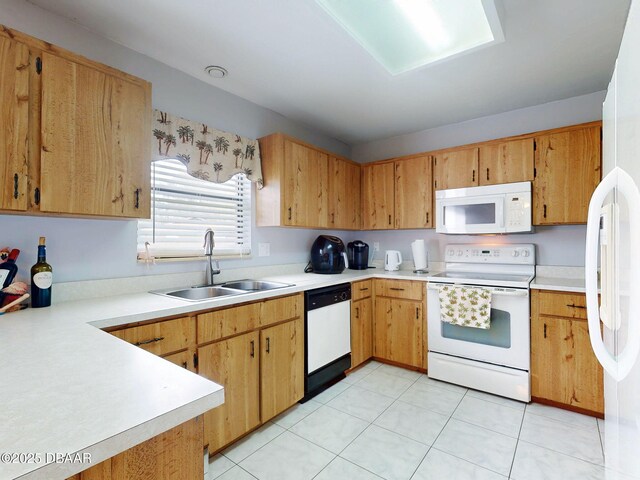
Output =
[
  {"x1": 316, "y1": 0, "x2": 504, "y2": 75},
  {"x1": 205, "y1": 65, "x2": 228, "y2": 78}
]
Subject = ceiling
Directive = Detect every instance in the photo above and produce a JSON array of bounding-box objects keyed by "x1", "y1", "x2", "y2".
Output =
[{"x1": 27, "y1": 0, "x2": 630, "y2": 145}]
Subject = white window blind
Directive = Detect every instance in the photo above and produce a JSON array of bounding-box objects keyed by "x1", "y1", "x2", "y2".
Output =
[{"x1": 137, "y1": 159, "x2": 251, "y2": 259}]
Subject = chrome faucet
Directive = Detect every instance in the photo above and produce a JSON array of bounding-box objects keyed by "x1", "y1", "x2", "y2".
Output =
[{"x1": 203, "y1": 228, "x2": 221, "y2": 286}]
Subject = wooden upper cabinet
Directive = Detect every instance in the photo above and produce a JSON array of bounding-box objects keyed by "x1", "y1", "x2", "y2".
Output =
[
  {"x1": 283, "y1": 140, "x2": 328, "y2": 227},
  {"x1": 39, "y1": 52, "x2": 151, "y2": 217},
  {"x1": 362, "y1": 162, "x2": 395, "y2": 229},
  {"x1": 395, "y1": 155, "x2": 433, "y2": 228},
  {"x1": 0, "y1": 35, "x2": 29, "y2": 211},
  {"x1": 533, "y1": 125, "x2": 601, "y2": 225},
  {"x1": 257, "y1": 133, "x2": 359, "y2": 229},
  {"x1": 433, "y1": 147, "x2": 479, "y2": 190},
  {"x1": 329, "y1": 156, "x2": 361, "y2": 229},
  {"x1": 479, "y1": 138, "x2": 534, "y2": 186}
]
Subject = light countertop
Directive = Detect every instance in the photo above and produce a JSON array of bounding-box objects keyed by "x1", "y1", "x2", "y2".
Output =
[{"x1": 530, "y1": 276, "x2": 586, "y2": 293}]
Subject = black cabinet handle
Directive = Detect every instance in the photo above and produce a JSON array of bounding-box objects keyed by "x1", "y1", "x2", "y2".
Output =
[
  {"x1": 193, "y1": 352, "x2": 199, "y2": 369},
  {"x1": 388, "y1": 214, "x2": 392, "y2": 225},
  {"x1": 426, "y1": 212, "x2": 429, "y2": 224},
  {"x1": 486, "y1": 168, "x2": 490, "y2": 181},
  {"x1": 360, "y1": 287, "x2": 369, "y2": 292},
  {"x1": 567, "y1": 304, "x2": 587, "y2": 309},
  {"x1": 416, "y1": 307, "x2": 420, "y2": 319},
  {"x1": 390, "y1": 287, "x2": 405, "y2": 291},
  {"x1": 266, "y1": 337, "x2": 270, "y2": 353},
  {"x1": 472, "y1": 170, "x2": 476, "y2": 182},
  {"x1": 34, "y1": 187, "x2": 40, "y2": 205},
  {"x1": 543, "y1": 324, "x2": 547, "y2": 338},
  {"x1": 355, "y1": 307, "x2": 360, "y2": 319},
  {"x1": 134, "y1": 188, "x2": 141, "y2": 209},
  {"x1": 288, "y1": 207, "x2": 292, "y2": 220},
  {"x1": 13, "y1": 173, "x2": 19, "y2": 199},
  {"x1": 134, "y1": 336, "x2": 164, "y2": 346},
  {"x1": 250, "y1": 340, "x2": 255, "y2": 358},
  {"x1": 182, "y1": 361, "x2": 188, "y2": 369},
  {"x1": 543, "y1": 204, "x2": 547, "y2": 219}
]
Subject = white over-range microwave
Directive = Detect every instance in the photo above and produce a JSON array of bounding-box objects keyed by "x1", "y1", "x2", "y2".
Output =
[{"x1": 435, "y1": 182, "x2": 532, "y2": 234}]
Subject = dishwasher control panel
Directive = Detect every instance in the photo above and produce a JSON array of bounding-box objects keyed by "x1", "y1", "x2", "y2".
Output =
[{"x1": 305, "y1": 283, "x2": 351, "y2": 311}]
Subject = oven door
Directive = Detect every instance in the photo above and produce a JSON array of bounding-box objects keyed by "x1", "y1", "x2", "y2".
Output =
[
  {"x1": 436, "y1": 194, "x2": 505, "y2": 234},
  {"x1": 427, "y1": 283, "x2": 530, "y2": 369}
]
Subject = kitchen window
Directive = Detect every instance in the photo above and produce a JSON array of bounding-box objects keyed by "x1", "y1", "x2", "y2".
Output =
[{"x1": 137, "y1": 159, "x2": 251, "y2": 260}]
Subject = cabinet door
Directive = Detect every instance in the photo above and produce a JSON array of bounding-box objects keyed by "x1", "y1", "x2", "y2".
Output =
[
  {"x1": 198, "y1": 331, "x2": 260, "y2": 452},
  {"x1": 374, "y1": 297, "x2": 424, "y2": 368},
  {"x1": 479, "y1": 138, "x2": 534, "y2": 186},
  {"x1": 39, "y1": 52, "x2": 151, "y2": 217},
  {"x1": 395, "y1": 155, "x2": 433, "y2": 228},
  {"x1": 533, "y1": 126, "x2": 601, "y2": 224},
  {"x1": 329, "y1": 156, "x2": 361, "y2": 229},
  {"x1": 283, "y1": 140, "x2": 328, "y2": 227},
  {"x1": 531, "y1": 314, "x2": 604, "y2": 414},
  {"x1": 433, "y1": 148, "x2": 478, "y2": 190},
  {"x1": 0, "y1": 36, "x2": 29, "y2": 211},
  {"x1": 351, "y1": 297, "x2": 373, "y2": 368},
  {"x1": 362, "y1": 162, "x2": 395, "y2": 229},
  {"x1": 260, "y1": 318, "x2": 304, "y2": 421}
]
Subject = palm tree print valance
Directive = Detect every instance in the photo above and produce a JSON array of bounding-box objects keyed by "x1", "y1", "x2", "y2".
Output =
[{"x1": 152, "y1": 109, "x2": 263, "y2": 188}]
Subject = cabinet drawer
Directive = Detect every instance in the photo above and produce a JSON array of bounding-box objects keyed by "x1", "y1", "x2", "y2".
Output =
[
  {"x1": 197, "y1": 303, "x2": 261, "y2": 344},
  {"x1": 538, "y1": 291, "x2": 587, "y2": 319},
  {"x1": 111, "y1": 316, "x2": 194, "y2": 356},
  {"x1": 260, "y1": 294, "x2": 303, "y2": 328},
  {"x1": 163, "y1": 349, "x2": 195, "y2": 372},
  {"x1": 375, "y1": 279, "x2": 423, "y2": 300},
  {"x1": 352, "y1": 280, "x2": 372, "y2": 301}
]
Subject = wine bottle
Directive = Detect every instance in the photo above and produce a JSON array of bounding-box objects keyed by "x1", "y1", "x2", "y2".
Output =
[
  {"x1": 31, "y1": 237, "x2": 52, "y2": 308},
  {"x1": 0, "y1": 249, "x2": 20, "y2": 289}
]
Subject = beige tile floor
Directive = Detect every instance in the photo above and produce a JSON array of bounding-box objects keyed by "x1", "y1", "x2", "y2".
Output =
[{"x1": 206, "y1": 361, "x2": 607, "y2": 480}]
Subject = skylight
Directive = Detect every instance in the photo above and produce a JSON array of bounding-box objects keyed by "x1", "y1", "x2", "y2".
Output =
[{"x1": 316, "y1": 0, "x2": 504, "y2": 75}]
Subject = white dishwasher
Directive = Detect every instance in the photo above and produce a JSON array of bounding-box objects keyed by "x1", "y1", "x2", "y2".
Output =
[{"x1": 304, "y1": 283, "x2": 352, "y2": 399}]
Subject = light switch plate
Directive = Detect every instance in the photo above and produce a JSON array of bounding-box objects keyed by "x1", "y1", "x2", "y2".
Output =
[{"x1": 258, "y1": 243, "x2": 270, "y2": 257}]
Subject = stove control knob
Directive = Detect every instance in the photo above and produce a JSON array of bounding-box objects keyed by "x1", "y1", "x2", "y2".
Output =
[
  {"x1": 340, "y1": 292, "x2": 348, "y2": 301},
  {"x1": 521, "y1": 250, "x2": 530, "y2": 257},
  {"x1": 457, "y1": 250, "x2": 463, "y2": 256},
  {"x1": 512, "y1": 250, "x2": 520, "y2": 257},
  {"x1": 448, "y1": 249, "x2": 454, "y2": 256}
]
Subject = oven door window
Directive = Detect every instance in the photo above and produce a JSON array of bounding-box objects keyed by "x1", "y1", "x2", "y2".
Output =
[{"x1": 441, "y1": 308, "x2": 511, "y2": 348}]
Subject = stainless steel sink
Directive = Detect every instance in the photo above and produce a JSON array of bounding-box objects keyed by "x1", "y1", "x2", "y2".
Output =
[
  {"x1": 151, "y1": 279, "x2": 293, "y2": 301},
  {"x1": 220, "y1": 280, "x2": 293, "y2": 291},
  {"x1": 153, "y1": 286, "x2": 246, "y2": 301}
]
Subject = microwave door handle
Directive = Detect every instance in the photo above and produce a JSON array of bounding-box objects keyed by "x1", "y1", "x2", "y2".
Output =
[{"x1": 497, "y1": 199, "x2": 505, "y2": 228}]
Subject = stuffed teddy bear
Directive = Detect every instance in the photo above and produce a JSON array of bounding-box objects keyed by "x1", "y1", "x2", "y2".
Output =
[{"x1": 0, "y1": 247, "x2": 10, "y2": 263}]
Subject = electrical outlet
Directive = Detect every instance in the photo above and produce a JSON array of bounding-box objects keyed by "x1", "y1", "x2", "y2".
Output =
[
  {"x1": 373, "y1": 242, "x2": 380, "y2": 252},
  {"x1": 258, "y1": 243, "x2": 270, "y2": 257}
]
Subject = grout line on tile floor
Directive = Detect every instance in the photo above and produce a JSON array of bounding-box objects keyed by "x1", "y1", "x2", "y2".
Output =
[
  {"x1": 506, "y1": 399, "x2": 528, "y2": 479},
  {"x1": 596, "y1": 417, "x2": 605, "y2": 458}
]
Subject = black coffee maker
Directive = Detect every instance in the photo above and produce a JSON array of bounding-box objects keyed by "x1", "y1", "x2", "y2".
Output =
[{"x1": 347, "y1": 240, "x2": 369, "y2": 270}]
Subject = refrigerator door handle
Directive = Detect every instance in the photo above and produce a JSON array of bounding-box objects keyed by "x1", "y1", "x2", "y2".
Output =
[{"x1": 586, "y1": 167, "x2": 640, "y2": 381}]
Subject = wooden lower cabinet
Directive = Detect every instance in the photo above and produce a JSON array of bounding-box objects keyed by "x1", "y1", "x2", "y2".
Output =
[
  {"x1": 351, "y1": 296, "x2": 373, "y2": 369},
  {"x1": 198, "y1": 331, "x2": 260, "y2": 452},
  {"x1": 196, "y1": 294, "x2": 304, "y2": 453},
  {"x1": 374, "y1": 297, "x2": 424, "y2": 368},
  {"x1": 67, "y1": 418, "x2": 203, "y2": 480},
  {"x1": 531, "y1": 290, "x2": 604, "y2": 415},
  {"x1": 260, "y1": 318, "x2": 304, "y2": 421},
  {"x1": 372, "y1": 280, "x2": 426, "y2": 370}
]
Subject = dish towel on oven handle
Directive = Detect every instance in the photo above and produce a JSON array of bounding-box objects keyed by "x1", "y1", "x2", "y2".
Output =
[{"x1": 437, "y1": 284, "x2": 492, "y2": 329}]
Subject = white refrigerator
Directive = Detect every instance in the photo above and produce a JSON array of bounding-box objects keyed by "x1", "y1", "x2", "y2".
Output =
[{"x1": 586, "y1": 1, "x2": 640, "y2": 478}]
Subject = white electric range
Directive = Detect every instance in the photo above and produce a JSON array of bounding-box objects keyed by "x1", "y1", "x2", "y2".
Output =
[{"x1": 426, "y1": 244, "x2": 535, "y2": 402}]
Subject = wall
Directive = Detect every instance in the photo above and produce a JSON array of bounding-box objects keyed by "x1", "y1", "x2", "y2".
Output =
[
  {"x1": 351, "y1": 91, "x2": 606, "y2": 163},
  {"x1": 0, "y1": 0, "x2": 351, "y2": 283},
  {"x1": 355, "y1": 226, "x2": 587, "y2": 268}
]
